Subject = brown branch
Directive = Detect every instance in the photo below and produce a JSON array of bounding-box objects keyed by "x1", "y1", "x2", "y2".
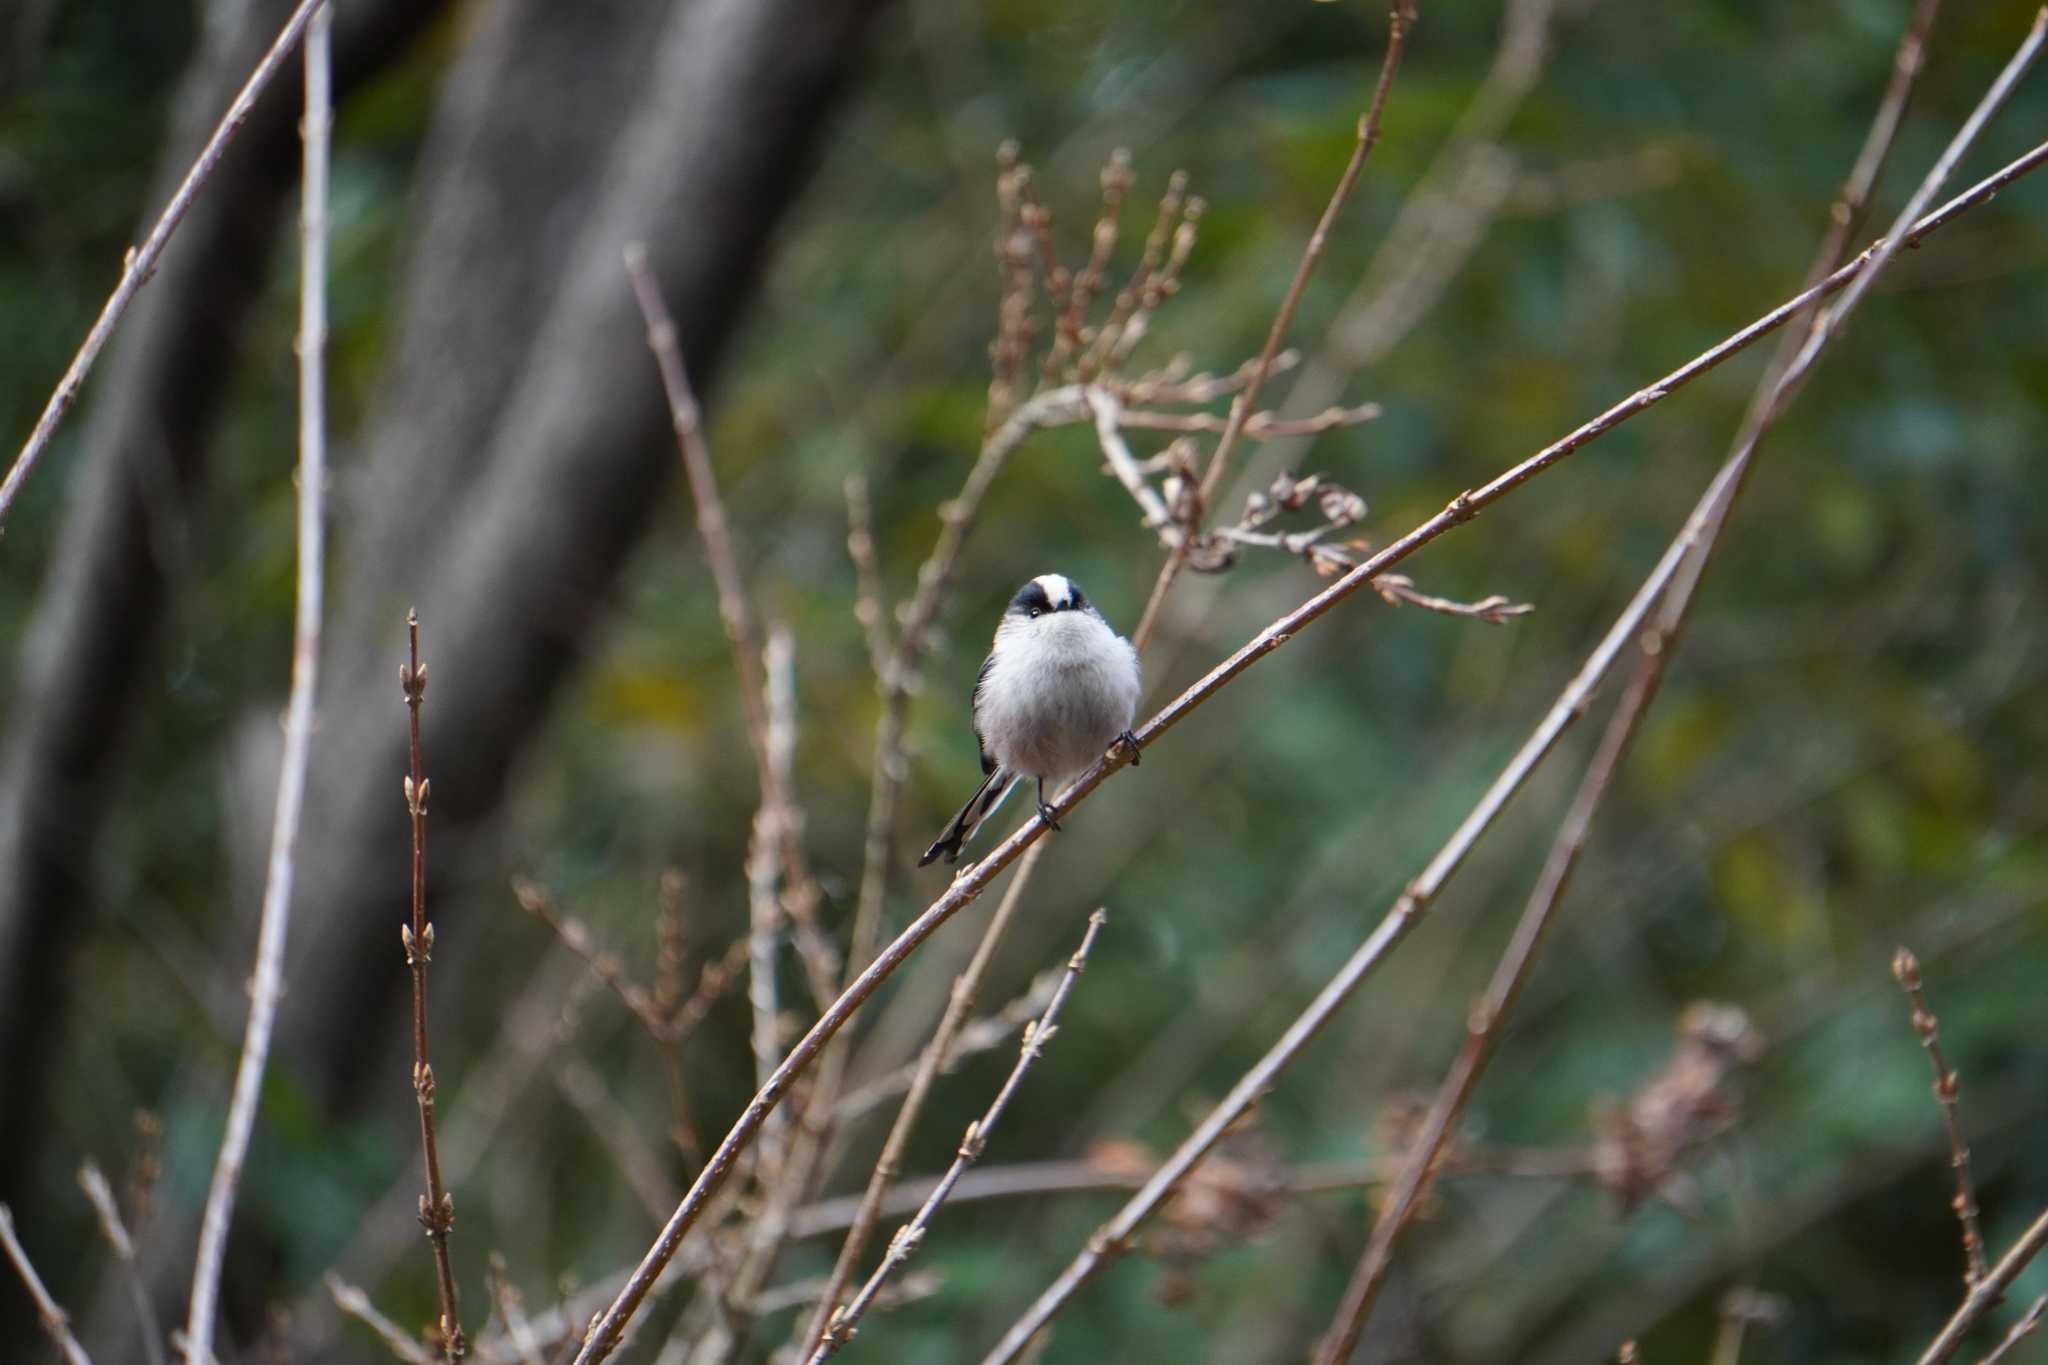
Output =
[
  {"x1": 1973, "y1": 1296, "x2": 2046, "y2": 1365},
  {"x1": 1132, "y1": 0, "x2": 1419, "y2": 650},
  {"x1": 487, "y1": 1255, "x2": 548, "y2": 1365},
  {"x1": 795, "y1": 842, "x2": 1052, "y2": 1357},
  {"x1": 402, "y1": 613, "x2": 463, "y2": 1360},
  {"x1": 844, "y1": 474, "x2": 892, "y2": 681},
  {"x1": 1893, "y1": 948, "x2": 1988, "y2": 1286},
  {"x1": 0, "y1": 0, "x2": 332, "y2": 528},
  {"x1": 565, "y1": 136, "x2": 2048, "y2": 1365},
  {"x1": 1113, "y1": 403, "x2": 1381, "y2": 438},
  {"x1": 1311, "y1": 13, "x2": 2044, "y2": 1356},
  {"x1": 185, "y1": 16, "x2": 332, "y2": 1358},
  {"x1": 809, "y1": 912, "x2": 1107, "y2": 1361},
  {"x1": 0, "y1": 1204, "x2": 91, "y2": 1365},
  {"x1": 326, "y1": 1273, "x2": 436, "y2": 1365},
  {"x1": 831, "y1": 965, "x2": 1060, "y2": 1124},
  {"x1": 79, "y1": 1163, "x2": 165, "y2": 1365},
  {"x1": 1919, "y1": 1208, "x2": 2048, "y2": 1365},
  {"x1": 624, "y1": 245, "x2": 836, "y2": 1015},
  {"x1": 512, "y1": 880, "x2": 671, "y2": 1042}
]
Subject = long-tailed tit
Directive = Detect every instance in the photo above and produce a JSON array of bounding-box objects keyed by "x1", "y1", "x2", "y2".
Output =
[{"x1": 919, "y1": 573, "x2": 1142, "y2": 867}]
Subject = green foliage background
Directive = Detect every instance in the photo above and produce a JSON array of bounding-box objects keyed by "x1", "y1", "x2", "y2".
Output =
[{"x1": 3, "y1": 1, "x2": 2047, "y2": 1361}]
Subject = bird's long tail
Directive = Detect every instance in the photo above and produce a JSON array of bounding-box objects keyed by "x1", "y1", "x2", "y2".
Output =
[{"x1": 919, "y1": 768, "x2": 1019, "y2": 866}]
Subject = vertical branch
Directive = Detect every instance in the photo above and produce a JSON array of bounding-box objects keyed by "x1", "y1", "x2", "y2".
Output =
[
  {"x1": 0, "y1": 1205, "x2": 91, "y2": 1365},
  {"x1": 403, "y1": 613, "x2": 464, "y2": 1359},
  {"x1": 0, "y1": 0, "x2": 332, "y2": 528},
  {"x1": 807, "y1": 911, "x2": 1107, "y2": 1361},
  {"x1": 182, "y1": 10, "x2": 330, "y2": 1359},
  {"x1": 1892, "y1": 949, "x2": 1988, "y2": 1286},
  {"x1": 1130, "y1": 0, "x2": 1418, "y2": 650}
]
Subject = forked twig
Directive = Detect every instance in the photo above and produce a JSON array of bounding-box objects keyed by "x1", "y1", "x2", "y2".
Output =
[{"x1": 809, "y1": 912, "x2": 1107, "y2": 1361}]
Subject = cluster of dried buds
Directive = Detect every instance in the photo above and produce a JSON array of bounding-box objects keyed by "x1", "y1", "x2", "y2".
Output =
[
  {"x1": 1590, "y1": 1001, "x2": 1766, "y2": 1213},
  {"x1": 1181, "y1": 468, "x2": 1373, "y2": 576},
  {"x1": 983, "y1": 146, "x2": 1527, "y2": 621}
]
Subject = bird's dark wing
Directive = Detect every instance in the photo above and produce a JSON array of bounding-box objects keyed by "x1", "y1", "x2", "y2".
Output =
[{"x1": 972, "y1": 653, "x2": 997, "y2": 774}]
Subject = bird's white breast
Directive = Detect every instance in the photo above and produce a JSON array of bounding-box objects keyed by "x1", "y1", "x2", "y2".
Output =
[{"x1": 980, "y1": 612, "x2": 1140, "y2": 782}]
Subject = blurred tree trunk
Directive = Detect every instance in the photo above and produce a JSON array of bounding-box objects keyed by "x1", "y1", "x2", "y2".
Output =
[
  {"x1": 0, "y1": 0, "x2": 448, "y2": 1239},
  {"x1": 0, "y1": 0, "x2": 891, "y2": 1355}
]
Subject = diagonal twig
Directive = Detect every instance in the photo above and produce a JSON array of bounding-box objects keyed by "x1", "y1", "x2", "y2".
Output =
[
  {"x1": 1, "y1": 1204, "x2": 91, "y2": 1365},
  {"x1": 0, "y1": 0, "x2": 333, "y2": 529},
  {"x1": 807, "y1": 912, "x2": 1107, "y2": 1361}
]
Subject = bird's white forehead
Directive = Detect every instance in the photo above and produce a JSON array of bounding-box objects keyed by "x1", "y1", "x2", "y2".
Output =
[{"x1": 1032, "y1": 573, "x2": 1074, "y2": 609}]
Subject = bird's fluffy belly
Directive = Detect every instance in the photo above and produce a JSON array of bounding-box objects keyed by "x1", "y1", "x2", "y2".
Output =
[{"x1": 982, "y1": 618, "x2": 1138, "y2": 781}]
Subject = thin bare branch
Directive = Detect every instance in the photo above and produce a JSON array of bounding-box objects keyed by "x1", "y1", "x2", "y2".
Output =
[
  {"x1": 0, "y1": 0, "x2": 332, "y2": 528},
  {"x1": 487, "y1": 1256, "x2": 549, "y2": 1365},
  {"x1": 1311, "y1": 14, "x2": 2045, "y2": 1355},
  {"x1": 185, "y1": 14, "x2": 330, "y2": 1358},
  {"x1": 1, "y1": 1204, "x2": 91, "y2": 1365},
  {"x1": 831, "y1": 968, "x2": 1060, "y2": 1124},
  {"x1": 79, "y1": 1163, "x2": 165, "y2": 1365},
  {"x1": 1132, "y1": 0, "x2": 1419, "y2": 649},
  {"x1": 844, "y1": 474, "x2": 892, "y2": 680},
  {"x1": 796, "y1": 843, "x2": 1052, "y2": 1357},
  {"x1": 565, "y1": 137, "x2": 2048, "y2": 1365},
  {"x1": 1973, "y1": 1296, "x2": 2046, "y2": 1365},
  {"x1": 1920, "y1": 1207, "x2": 2048, "y2": 1365},
  {"x1": 403, "y1": 614, "x2": 463, "y2": 1360},
  {"x1": 1894, "y1": 948, "x2": 1989, "y2": 1286},
  {"x1": 624, "y1": 245, "x2": 836, "y2": 1015},
  {"x1": 326, "y1": 1273, "x2": 436, "y2": 1365},
  {"x1": 810, "y1": 912, "x2": 1107, "y2": 1361}
]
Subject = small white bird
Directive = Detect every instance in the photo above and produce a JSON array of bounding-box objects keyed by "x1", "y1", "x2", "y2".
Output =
[{"x1": 919, "y1": 573, "x2": 1142, "y2": 867}]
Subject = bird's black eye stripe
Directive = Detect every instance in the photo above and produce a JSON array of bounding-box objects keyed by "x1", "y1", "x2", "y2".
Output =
[{"x1": 1010, "y1": 581, "x2": 1053, "y2": 618}]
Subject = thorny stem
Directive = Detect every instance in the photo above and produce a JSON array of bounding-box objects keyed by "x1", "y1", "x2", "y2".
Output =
[
  {"x1": 566, "y1": 138, "x2": 2048, "y2": 1365},
  {"x1": 809, "y1": 911, "x2": 1107, "y2": 1361},
  {"x1": 404, "y1": 613, "x2": 464, "y2": 1359},
  {"x1": 1893, "y1": 949, "x2": 1988, "y2": 1286},
  {"x1": 0, "y1": 0, "x2": 333, "y2": 530},
  {"x1": 1314, "y1": 1, "x2": 2012, "y2": 1354},
  {"x1": 1131, "y1": 0, "x2": 1418, "y2": 651},
  {"x1": 184, "y1": 14, "x2": 330, "y2": 1361}
]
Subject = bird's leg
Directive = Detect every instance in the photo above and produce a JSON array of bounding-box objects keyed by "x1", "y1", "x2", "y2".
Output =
[
  {"x1": 1113, "y1": 730, "x2": 1141, "y2": 766},
  {"x1": 1035, "y1": 777, "x2": 1062, "y2": 831}
]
